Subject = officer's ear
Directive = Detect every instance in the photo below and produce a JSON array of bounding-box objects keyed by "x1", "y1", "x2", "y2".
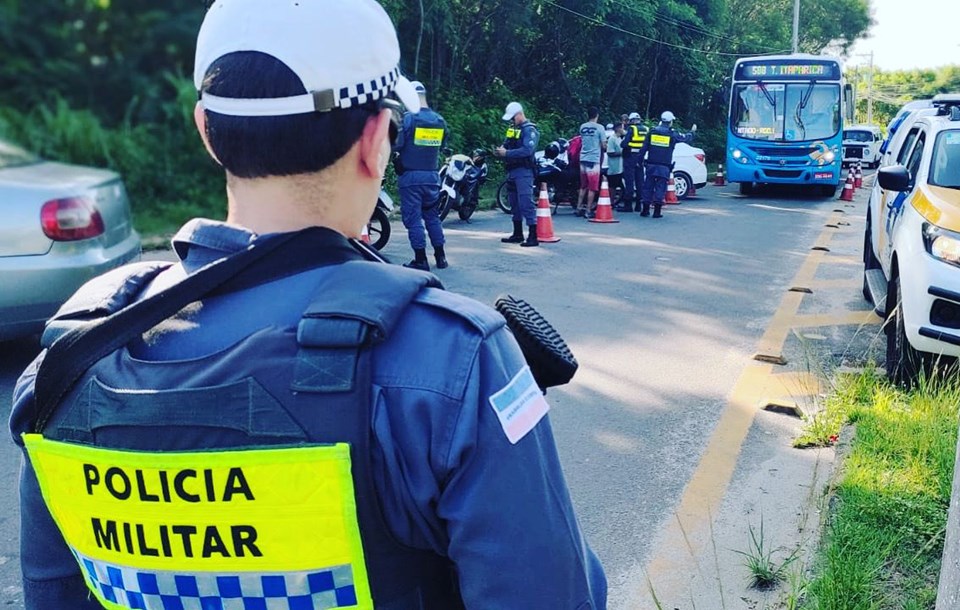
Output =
[
  {"x1": 359, "y1": 109, "x2": 393, "y2": 180},
  {"x1": 193, "y1": 102, "x2": 222, "y2": 166}
]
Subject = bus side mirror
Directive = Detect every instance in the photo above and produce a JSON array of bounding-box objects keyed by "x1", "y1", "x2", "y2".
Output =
[{"x1": 878, "y1": 165, "x2": 911, "y2": 191}]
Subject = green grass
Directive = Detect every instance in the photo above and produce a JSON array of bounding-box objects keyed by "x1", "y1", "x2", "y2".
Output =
[{"x1": 800, "y1": 369, "x2": 959, "y2": 609}]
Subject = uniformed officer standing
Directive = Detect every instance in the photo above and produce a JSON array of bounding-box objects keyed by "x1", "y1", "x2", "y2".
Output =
[
  {"x1": 495, "y1": 102, "x2": 540, "y2": 247},
  {"x1": 10, "y1": 1, "x2": 607, "y2": 609},
  {"x1": 640, "y1": 110, "x2": 697, "y2": 218},
  {"x1": 617, "y1": 112, "x2": 648, "y2": 213},
  {"x1": 394, "y1": 81, "x2": 448, "y2": 271}
]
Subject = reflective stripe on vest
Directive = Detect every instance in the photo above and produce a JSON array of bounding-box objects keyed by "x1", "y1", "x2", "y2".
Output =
[
  {"x1": 649, "y1": 134, "x2": 671, "y2": 147},
  {"x1": 413, "y1": 127, "x2": 444, "y2": 147},
  {"x1": 505, "y1": 126, "x2": 520, "y2": 140},
  {"x1": 627, "y1": 125, "x2": 647, "y2": 148},
  {"x1": 23, "y1": 434, "x2": 373, "y2": 610}
]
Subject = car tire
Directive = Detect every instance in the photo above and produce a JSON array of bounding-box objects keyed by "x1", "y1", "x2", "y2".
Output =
[
  {"x1": 885, "y1": 274, "x2": 928, "y2": 387},
  {"x1": 673, "y1": 172, "x2": 692, "y2": 199}
]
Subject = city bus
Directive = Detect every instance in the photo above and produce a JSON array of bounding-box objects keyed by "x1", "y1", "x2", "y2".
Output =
[{"x1": 726, "y1": 54, "x2": 855, "y2": 197}]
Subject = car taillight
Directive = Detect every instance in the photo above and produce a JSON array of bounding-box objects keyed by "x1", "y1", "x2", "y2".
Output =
[
  {"x1": 695, "y1": 154, "x2": 705, "y2": 163},
  {"x1": 40, "y1": 197, "x2": 105, "y2": 241}
]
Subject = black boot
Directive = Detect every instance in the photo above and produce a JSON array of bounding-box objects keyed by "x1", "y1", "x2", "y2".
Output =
[
  {"x1": 640, "y1": 202, "x2": 650, "y2": 217},
  {"x1": 617, "y1": 201, "x2": 633, "y2": 213},
  {"x1": 403, "y1": 248, "x2": 430, "y2": 271},
  {"x1": 521, "y1": 224, "x2": 539, "y2": 247},
  {"x1": 501, "y1": 220, "x2": 524, "y2": 243},
  {"x1": 434, "y1": 245, "x2": 448, "y2": 269},
  {"x1": 652, "y1": 204, "x2": 663, "y2": 218}
]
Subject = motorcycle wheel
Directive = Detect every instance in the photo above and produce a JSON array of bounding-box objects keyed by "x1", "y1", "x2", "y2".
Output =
[
  {"x1": 495, "y1": 181, "x2": 513, "y2": 214},
  {"x1": 368, "y1": 207, "x2": 391, "y2": 251},
  {"x1": 437, "y1": 192, "x2": 452, "y2": 221},
  {"x1": 458, "y1": 202, "x2": 477, "y2": 220}
]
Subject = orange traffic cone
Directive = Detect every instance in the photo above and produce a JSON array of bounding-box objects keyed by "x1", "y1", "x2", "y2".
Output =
[
  {"x1": 854, "y1": 162, "x2": 863, "y2": 189},
  {"x1": 589, "y1": 177, "x2": 619, "y2": 223},
  {"x1": 839, "y1": 170, "x2": 855, "y2": 202},
  {"x1": 535, "y1": 183, "x2": 561, "y2": 243},
  {"x1": 360, "y1": 223, "x2": 371, "y2": 244},
  {"x1": 664, "y1": 172, "x2": 680, "y2": 205},
  {"x1": 714, "y1": 164, "x2": 726, "y2": 186}
]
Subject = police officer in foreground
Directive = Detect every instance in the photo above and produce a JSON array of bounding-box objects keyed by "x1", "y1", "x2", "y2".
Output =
[
  {"x1": 617, "y1": 112, "x2": 648, "y2": 213},
  {"x1": 394, "y1": 80, "x2": 448, "y2": 271},
  {"x1": 640, "y1": 110, "x2": 696, "y2": 218},
  {"x1": 10, "y1": 1, "x2": 607, "y2": 608},
  {"x1": 495, "y1": 102, "x2": 540, "y2": 247}
]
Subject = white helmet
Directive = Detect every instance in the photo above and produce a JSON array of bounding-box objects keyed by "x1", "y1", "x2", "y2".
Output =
[
  {"x1": 661, "y1": 111, "x2": 676, "y2": 122},
  {"x1": 628, "y1": 112, "x2": 641, "y2": 121}
]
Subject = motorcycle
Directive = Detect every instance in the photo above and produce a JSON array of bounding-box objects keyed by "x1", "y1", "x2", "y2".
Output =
[
  {"x1": 366, "y1": 187, "x2": 393, "y2": 250},
  {"x1": 495, "y1": 141, "x2": 580, "y2": 215},
  {"x1": 437, "y1": 149, "x2": 488, "y2": 221}
]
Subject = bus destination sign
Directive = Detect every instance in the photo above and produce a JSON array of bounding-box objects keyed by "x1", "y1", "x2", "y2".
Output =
[{"x1": 736, "y1": 61, "x2": 840, "y2": 81}]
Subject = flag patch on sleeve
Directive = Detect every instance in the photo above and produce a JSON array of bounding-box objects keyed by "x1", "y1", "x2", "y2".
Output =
[{"x1": 489, "y1": 367, "x2": 550, "y2": 444}]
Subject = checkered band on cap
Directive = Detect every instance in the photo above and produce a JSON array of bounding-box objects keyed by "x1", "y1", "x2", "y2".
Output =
[
  {"x1": 200, "y1": 67, "x2": 403, "y2": 117},
  {"x1": 76, "y1": 550, "x2": 359, "y2": 610}
]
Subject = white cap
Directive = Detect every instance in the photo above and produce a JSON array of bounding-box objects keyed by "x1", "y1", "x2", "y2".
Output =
[
  {"x1": 661, "y1": 110, "x2": 676, "y2": 122},
  {"x1": 628, "y1": 112, "x2": 641, "y2": 121},
  {"x1": 411, "y1": 81, "x2": 426, "y2": 94},
  {"x1": 502, "y1": 101, "x2": 524, "y2": 121},
  {"x1": 194, "y1": 0, "x2": 420, "y2": 117}
]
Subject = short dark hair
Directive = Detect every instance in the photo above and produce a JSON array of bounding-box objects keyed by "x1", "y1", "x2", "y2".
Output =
[
  {"x1": 587, "y1": 106, "x2": 599, "y2": 120},
  {"x1": 200, "y1": 51, "x2": 379, "y2": 178}
]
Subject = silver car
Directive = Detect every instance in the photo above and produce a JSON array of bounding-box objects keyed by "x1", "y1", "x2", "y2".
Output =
[{"x1": 0, "y1": 139, "x2": 141, "y2": 341}]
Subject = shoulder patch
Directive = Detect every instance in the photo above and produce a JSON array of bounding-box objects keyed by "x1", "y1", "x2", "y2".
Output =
[
  {"x1": 489, "y1": 367, "x2": 550, "y2": 444},
  {"x1": 413, "y1": 288, "x2": 506, "y2": 338}
]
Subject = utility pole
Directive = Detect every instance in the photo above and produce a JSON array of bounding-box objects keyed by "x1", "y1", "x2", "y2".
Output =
[
  {"x1": 866, "y1": 51, "x2": 875, "y2": 125},
  {"x1": 792, "y1": 0, "x2": 800, "y2": 54}
]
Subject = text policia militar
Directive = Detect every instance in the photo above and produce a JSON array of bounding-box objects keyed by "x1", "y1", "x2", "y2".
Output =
[{"x1": 83, "y1": 463, "x2": 262, "y2": 559}]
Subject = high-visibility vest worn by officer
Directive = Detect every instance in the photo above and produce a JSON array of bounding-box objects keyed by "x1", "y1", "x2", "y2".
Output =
[
  {"x1": 644, "y1": 123, "x2": 681, "y2": 166},
  {"x1": 20, "y1": 258, "x2": 463, "y2": 610},
  {"x1": 623, "y1": 124, "x2": 648, "y2": 154},
  {"x1": 502, "y1": 120, "x2": 538, "y2": 170},
  {"x1": 397, "y1": 108, "x2": 446, "y2": 172}
]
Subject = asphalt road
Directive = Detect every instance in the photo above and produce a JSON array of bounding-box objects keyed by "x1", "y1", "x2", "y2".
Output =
[{"x1": 0, "y1": 181, "x2": 870, "y2": 608}]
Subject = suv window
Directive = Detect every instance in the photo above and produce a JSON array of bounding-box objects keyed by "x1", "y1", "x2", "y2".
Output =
[
  {"x1": 897, "y1": 127, "x2": 921, "y2": 166},
  {"x1": 905, "y1": 131, "x2": 927, "y2": 188},
  {"x1": 931, "y1": 129, "x2": 960, "y2": 189}
]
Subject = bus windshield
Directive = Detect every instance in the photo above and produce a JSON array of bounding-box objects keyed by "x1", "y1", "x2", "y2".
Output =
[{"x1": 731, "y1": 83, "x2": 840, "y2": 142}]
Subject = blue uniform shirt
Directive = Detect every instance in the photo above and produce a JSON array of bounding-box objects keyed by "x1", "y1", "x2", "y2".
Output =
[
  {"x1": 395, "y1": 108, "x2": 446, "y2": 188},
  {"x1": 11, "y1": 218, "x2": 607, "y2": 609}
]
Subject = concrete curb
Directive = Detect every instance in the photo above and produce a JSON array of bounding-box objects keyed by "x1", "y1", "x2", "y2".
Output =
[{"x1": 936, "y1": 426, "x2": 960, "y2": 608}]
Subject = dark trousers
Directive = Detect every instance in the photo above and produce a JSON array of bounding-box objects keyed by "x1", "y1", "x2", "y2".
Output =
[
  {"x1": 607, "y1": 173, "x2": 623, "y2": 204},
  {"x1": 621, "y1": 155, "x2": 644, "y2": 207},
  {"x1": 642, "y1": 163, "x2": 671, "y2": 204},
  {"x1": 400, "y1": 183, "x2": 445, "y2": 250},
  {"x1": 507, "y1": 168, "x2": 537, "y2": 225}
]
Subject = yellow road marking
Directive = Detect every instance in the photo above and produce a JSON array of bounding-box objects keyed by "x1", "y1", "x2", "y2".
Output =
[{"x1": 637, "y1": 205, "x2": 874, "y2": 604}]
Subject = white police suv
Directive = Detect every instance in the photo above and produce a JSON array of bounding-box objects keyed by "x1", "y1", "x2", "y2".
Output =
[{"x1": 863, "y1": 94, "x2": 960, "y2": 383}]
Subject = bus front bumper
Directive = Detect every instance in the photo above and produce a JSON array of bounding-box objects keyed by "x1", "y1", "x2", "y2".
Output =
[{"x1": 725, "y1": 160, "x2": 840, "y2": 186}]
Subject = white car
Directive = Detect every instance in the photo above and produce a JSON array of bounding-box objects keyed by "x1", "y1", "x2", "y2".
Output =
[
  {"x1": 672, "y1": 142, "x2": 708, "y2": 199},
  {"x1": 842, "y1": 125, "x2": 883, "y2": 168},
  {"x1": 862, "y1": 94, "x2": 960, "y2": 383}
]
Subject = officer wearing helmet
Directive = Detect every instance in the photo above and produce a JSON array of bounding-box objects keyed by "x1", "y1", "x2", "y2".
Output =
[
  {"x1": 618, "y1": 111, "x2": 648, "y2": 213},
  {"x1": 640, "y1": 110, "x2": 696, "y2": 218},
  {"x1": 11, "y1": 1, "x2": 607, "y2": 608},
  {"x1": 394, "y1": 80, "x2": 448, "y2": 271},
  {"x1": 495, "y1": 101, "x2": 540, "y2": 246}
]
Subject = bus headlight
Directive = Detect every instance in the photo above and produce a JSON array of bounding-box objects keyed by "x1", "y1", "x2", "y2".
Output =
[
  {"x1": 823, "y1": 151, "x2": 836, "y2": 163},
  {"x1": 923, "y1": 223, "x2": 960, "y2": 267},
  {"x1": 732, "y1": 149, "x2": 748, "y2": 163}
]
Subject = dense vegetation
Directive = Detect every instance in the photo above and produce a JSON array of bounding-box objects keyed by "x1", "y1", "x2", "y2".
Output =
[{"x1": 1, "y1": 0, "x2": 954, "y2": 236}]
